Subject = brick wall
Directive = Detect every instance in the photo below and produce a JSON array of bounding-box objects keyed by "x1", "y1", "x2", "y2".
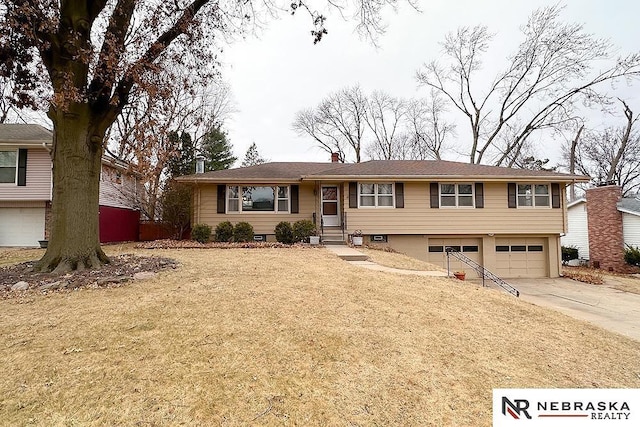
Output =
[{"x1": 586, "y1": 185, "x2": 625, "y2": 272}]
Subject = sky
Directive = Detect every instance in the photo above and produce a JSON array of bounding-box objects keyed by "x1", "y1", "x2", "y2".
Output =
[{"x1": 219, "y1": 0, "x2": 640, "y2": 167}]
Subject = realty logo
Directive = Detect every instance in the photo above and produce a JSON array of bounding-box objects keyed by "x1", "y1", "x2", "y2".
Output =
[{"x1": 502, "y1": 397, "x2": 532, "y2": 420}]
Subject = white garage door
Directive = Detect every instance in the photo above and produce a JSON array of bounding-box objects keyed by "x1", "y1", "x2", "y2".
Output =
[
  {"x1": 0, "y1": 207, "x2": 45, "y2": 247},
  {"x1": 428, "y1": 238, "x2": 482, "y2": 277},
  {"x1": 495, "y1": 238, "x2": 547, "y2": 278}
]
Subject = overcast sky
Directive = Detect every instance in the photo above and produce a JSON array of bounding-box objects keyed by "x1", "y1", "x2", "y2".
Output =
[{"x1": 220, "y1": 0, "x2": 640, "y2": 167}]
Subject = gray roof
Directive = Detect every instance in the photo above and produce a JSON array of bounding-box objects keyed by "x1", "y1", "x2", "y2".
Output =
[
  {"x1": 617, "y1": 197, "x2": 640, "y2": 216},
  {"x1": 178, "y1": 160, "x2": 589, "y2": 183},
  {"x1": 0, "y1": 124, "x2": 52, "y2": 144}
]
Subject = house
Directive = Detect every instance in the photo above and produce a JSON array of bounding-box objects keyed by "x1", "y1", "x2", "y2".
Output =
[
  {"x1": 0, "y1": 124, "x2": 142, "y2": 247},
  {"x1": 561, "y1": 185, "x2": 640, "y2": 272},
  {"x1": 177, "y1": 158, "x2": 588, "y2": 278}
]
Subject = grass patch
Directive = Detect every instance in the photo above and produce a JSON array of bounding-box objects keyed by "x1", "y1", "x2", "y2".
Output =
[
  {"x1": 1, "y1": 248, "x2": 639, "y2": 426},
  {"x1": 606, "y1": 276, "x2": 640, "y2": 295},
  {"x1": 360, "y1": 247, "x2": 444, "y2": 271}
]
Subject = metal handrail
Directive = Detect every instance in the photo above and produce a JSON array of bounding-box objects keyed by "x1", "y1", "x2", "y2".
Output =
[{"x1": 445, "y1": 247, "x2": 520, "y2": 297}]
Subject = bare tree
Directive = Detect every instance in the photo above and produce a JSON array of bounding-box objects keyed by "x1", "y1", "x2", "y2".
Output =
[
  {"x1": 364, "y1": 91, "x2": 409, "y2": 160},
  {"x1": 563, "y1": 100, "x2": 640, "y2": 196},
  {"x1": 293, "y1": 85, "x2": 368, "y2": 162},
  {"x1": 0, "y1": 0, "x2": 403, "y2": 272},
  {"x1": 404, "y1": 92, "x2": 455, "y2": 160},
  {"x1": 416, "y1": 4, "x2": 640, "y2": 166},
  {"x1": 108, "y1": 72, "x2": 234, "y2": 220}
]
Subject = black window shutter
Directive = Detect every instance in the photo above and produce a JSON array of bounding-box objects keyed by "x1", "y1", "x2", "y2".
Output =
[
  {"x1": 290, "y1": 185, "x2": 299, "y2": 213},
  {"x1": 475, "y1": 183, "x2": 484, "y2": 208},
  {"x1": 430, "y1": 182, "x2": 439, "y2": 208},
  {"x1": 508, "y1": 183, "x2": 516, "y2": 208},
  {"x1": 551, "y1": 183, "x2": 561, "y2": 208},
  {"x1": 395, "y1": 182, "x2": 404, "y2": 208},
  {"x1": 217, "y1": 185, "x2": 226, "y2": 214},
  {"x1": 349, "y1": 182, "x2": 357, "y2": 208},
  {"x1": 17, "y1": 148, "x2": 27, "y2": 186}
]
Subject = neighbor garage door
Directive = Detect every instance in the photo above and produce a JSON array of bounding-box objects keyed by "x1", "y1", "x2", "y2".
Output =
[
  {"x1": 495, "y1": 237, "x2": 547, "y2": 278},
  {"x1": 0, "y1": 207, "x2": 45, "y2": 247},
  {"x1": 427, "y1": 238, "x2": 482, "y2": 277}
]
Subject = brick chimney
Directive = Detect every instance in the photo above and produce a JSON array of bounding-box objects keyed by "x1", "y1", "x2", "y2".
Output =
[
  {"x1": 331, "y1": 152, "x2": 340, "y2": 163},
  {"x1": 586, "y1": 185, "x2": 625, "y2": 272}
]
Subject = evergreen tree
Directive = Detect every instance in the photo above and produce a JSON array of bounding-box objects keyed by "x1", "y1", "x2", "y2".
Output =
[
  {"x1": 201, "y1": 125, "x2": 237, "y2": 171},
  {"x1": 167, "y1": 131, "x2": 197, "y2": 177},
  {"x1": 241, "y1": 142, "x2": 268, "y2": 167}
]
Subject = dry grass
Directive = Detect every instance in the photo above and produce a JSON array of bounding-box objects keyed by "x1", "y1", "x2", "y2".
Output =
[
  {"x1": 360, "y1": 247, "x2": 444, "y2": 271},
  {"x1": 0, "y1": 248, "x2": 46, "y2": 267},
  {"x1": 1, "y1": 247, "x2": 639, "y2": 426},
  {"x1": 605, "y1": 275, "x2": 640, "y2": 295}
]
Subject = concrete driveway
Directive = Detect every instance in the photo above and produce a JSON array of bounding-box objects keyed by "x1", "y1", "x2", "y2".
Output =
[{"x1": 505, "y1": 277, "x2": 640, "y2": 341}]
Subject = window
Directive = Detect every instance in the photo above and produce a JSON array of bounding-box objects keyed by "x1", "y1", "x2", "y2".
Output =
[
  {"x1": 359, "y1": 183, "x2": 394, "y2": 208},
  {"x1": 227, "y1": 185, "x2": 289, "y2": 213},
  {"x1": 0, "y1": 150, "x2": 17, "y2": 183},
  {"x1": 496, "y1": 245, "x2": 510, "y2": 252},
  {"x1": 517, "y1": 184, "x2": 550, "y2": 207},
  {"x1": 440, "y1": 183, "x2": 474, "y2": 207},
  {"x1": 428, "y1": 246, "x2": 444, "y2": 252}
]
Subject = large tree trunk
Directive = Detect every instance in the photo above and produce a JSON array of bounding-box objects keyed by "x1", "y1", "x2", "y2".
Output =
[{"x1": 35, "y1": 107, "x2": 110, "y2": 273}]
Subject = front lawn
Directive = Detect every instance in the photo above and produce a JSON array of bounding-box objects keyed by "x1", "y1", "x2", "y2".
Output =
[{"x1": 1, "y1": 247, "x2": 638, "y2": 426}]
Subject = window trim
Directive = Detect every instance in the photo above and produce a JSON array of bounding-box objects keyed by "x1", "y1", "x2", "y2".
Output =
[
  {"x1": 0, "y1": 149, "x2": 18, "y2": 185},
  {"x1": 516, "y1": 183, "x2": 551, "y2": 208},
  {"x1": 439, "y1": 183, "x2": 475, "y2": 208},
  {"x1": 357, "y1": 182, "x2": 395, "y2": 209},
  {"x1": 226, "y1": 185, "x2": 290, "y2": 214}
]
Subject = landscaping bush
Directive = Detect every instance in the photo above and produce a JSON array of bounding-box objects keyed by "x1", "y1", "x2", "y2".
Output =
[
  {"x1": 561, "y1": 246, "x2": 579, "y2": 263},
  {"x1": 191, "y1": 223, "x2": 212, "y2": 243},
  {"x1": 233, "y1": 221, "x2": 254, "y2": 242},
  {"x1": 214, "y1": 221, "x2": 234, "y2": 242},
  {"x1": 275, "y1": 221, "x2": 295, "y2": 244},
  {"x1": 292, "y1": 219, "x2": 316, "y2": 242},
  {"x1": 624, "y1": 245, "x2": 640, "y2": 267}
]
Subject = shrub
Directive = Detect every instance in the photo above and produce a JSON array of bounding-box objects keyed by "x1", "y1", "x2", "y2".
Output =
[
  {"x1": 275, "y1": 221, "x2": 295, "y2": 244},
  {"x1": 191, "y1": 223, "x2": 212, "y2": 243},
  {"x1": 624, "y1": 245, "x2": 640, "y2": 267},
  {"x1": 561, "y1": 246, "x2": 579, "y2": 263},
  {"x1": 214, "y1": 221, "x2": 234, "y2": 242},
  {"x1": 292, "y1": 219, "x2": 316, "y2": 242},
  {"x1": 233, "y1": 221, "x2": 254, "y2": 242}
]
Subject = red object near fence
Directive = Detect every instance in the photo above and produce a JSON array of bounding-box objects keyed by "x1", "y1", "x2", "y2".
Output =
[
  {"x1": 138, "y1": 221, "x2": 191, "y2": 241},
  {"x1": 99, "y1": 205, "x2": 140, "y2": 243}
]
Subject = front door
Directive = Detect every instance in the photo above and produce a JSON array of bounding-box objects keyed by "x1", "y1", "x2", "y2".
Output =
[{"x1": 321, "y1": 185, "x2": 340, "y2": 227}]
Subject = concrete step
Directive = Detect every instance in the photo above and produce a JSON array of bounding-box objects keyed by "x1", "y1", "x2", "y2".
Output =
[
  {"x1": 322, "y1": 239, "x2": 347, "y2": 245},
  {"x1": 325, "y1": 245, "x2": 369, "y2": 262}
]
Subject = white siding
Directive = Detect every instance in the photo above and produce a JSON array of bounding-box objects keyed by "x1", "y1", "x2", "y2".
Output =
[
  {"x1": 622, "y1": 213, "x2": 640, "y2": 249},
  {"x1": 99, "y1": 164, "x2": 141, "y2": 210},
  {"x1": 561, "y1": 202, "x2": 589, "y2": 259},
  {"x1": 0, "y1": 147, "x2": 51, "y2": 200}
]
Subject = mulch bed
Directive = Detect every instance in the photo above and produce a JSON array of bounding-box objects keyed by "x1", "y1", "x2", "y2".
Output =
[
  {"x1": 0, "y1": 254, "x2": 178, "y2": 299},
  {"x1": 135, "y1": 239, "x2": 316, "y2": 249}
]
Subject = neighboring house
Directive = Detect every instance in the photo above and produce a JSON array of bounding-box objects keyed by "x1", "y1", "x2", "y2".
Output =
[
  {"x1": 562, "y1": 185, "x2": 640, "y2": 271},
  {"x1": 561, "y1": 198, "x2": 590, "y2": 259},
  {"x1": 0, "y1": 124, "x2": 142, "y2": 247},
  {"x1": 177, "y1": 159, "x2": 588, "y2": 278}
]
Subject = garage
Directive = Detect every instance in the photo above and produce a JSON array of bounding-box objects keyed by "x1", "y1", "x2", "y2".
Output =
[
  {"x1": 495, "y1": 237, "x2": 547, "y2": 278},
  {"x1": 0, "y1": 207, "x2": 45, "y2": 247},
  {"x1": 427, "y1": 238, "x2": 482, "y2": 277}
]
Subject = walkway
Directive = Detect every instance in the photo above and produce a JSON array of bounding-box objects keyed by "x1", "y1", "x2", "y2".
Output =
[{"x1": 325, "y1": 245, "x2": 448, "y2": 277}]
